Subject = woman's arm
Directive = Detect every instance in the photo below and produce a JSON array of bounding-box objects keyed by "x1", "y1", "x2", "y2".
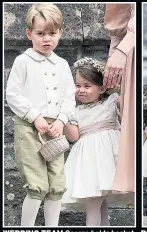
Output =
[
  {"x1": 104, "y1": 4, "x2": 132, "y2": 57},
  {"x1": 64, "y1": 123, "x2": 80, "y2": 143},
  {"x1": 104, "y1": 4, "x2": 133, "y2": 88},
  {"x1": 144, "y1": 131, "x2": 147, "y2": 144},
  {"x1": 116, "y1": 15, "x2": 135, "y2": 56}
]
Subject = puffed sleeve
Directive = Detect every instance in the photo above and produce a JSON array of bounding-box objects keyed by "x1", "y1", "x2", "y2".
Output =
[
  {"x1": 104, "y1": 4, "x2": 134, "y2": 57},
  {"x1": 106, "y1": 93, "x2": 119, "y2": 108}
]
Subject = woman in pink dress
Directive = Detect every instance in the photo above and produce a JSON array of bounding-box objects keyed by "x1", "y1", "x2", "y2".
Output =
[{"x1": 104, "y1": 4, "x2": 135, "y2": 192}]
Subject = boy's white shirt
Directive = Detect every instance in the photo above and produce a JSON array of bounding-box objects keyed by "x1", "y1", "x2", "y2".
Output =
[{"x1": 6, "y1": 48, "x2": 76, "y2": 124}]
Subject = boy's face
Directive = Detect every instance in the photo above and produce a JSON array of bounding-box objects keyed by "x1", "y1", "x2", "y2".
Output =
[{"x1": 26, "y1": 16, "x2": 62, "y2": 56}]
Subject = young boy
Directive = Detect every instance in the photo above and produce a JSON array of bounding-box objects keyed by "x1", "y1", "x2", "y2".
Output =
[{"x1": 6, "y1": 3, "x2": 76, "y2": 226}]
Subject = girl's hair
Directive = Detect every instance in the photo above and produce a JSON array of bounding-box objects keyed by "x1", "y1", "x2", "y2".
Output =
[
  {"x1": 26, "y1": 3, "x2": 63, "y2": 31},
  {"x1": 73, "y1": 58, "x2": 110, "y2": 103}
]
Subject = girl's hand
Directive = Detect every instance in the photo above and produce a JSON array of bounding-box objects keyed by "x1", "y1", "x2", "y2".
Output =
[
  {"x1": 34, "y1": 115, "x2": 50, "y2": 135},
  {"x1": 104, "y1": 48, "x2": 127, "y2": 88},
  {"x1": 48, "y1": 119, "x2": 64, "y2": 138}
]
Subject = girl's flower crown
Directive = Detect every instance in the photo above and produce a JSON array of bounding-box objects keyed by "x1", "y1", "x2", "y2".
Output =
[
  {"x1": 73, "y1": 57, "x2": 106, "y2": 74},
  {"x1": 73, "y1": 57, "x2": 121, "y2": 95}
]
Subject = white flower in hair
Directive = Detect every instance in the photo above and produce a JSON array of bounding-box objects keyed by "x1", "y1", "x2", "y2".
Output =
[{"x1": 73, "y1": 57, "x2": 106, "y2": 74}]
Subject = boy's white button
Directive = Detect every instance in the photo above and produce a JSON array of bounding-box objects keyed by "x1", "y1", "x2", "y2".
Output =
[
  {"x1": 48, "y1": 101, "x2": 51, "y2": 104},
  {"x1": 54, "y1": 87, "x2": 57, "y2": 90},
  {"x1": 44, "y1": 72, "x2": 47, "y2": 75},
  {"x1": 52, "y1": 73, "x2": 55, "y2": 76}
]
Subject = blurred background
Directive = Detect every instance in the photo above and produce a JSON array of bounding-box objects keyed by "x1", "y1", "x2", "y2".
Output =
[
  {"x1": 143, "y1": 4, "x2": 147, "y2": 84},
  {"x1": 143, "y1": 3, "x2": 147, "y2": 128},
  {"x1": 143, "y1": 3, "x2": 147, "y2": 227}
]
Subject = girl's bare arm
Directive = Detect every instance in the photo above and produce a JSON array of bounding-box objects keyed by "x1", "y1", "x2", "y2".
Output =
[{"x1": 64, "y1": 123, "x2": 80, "y2": 142}]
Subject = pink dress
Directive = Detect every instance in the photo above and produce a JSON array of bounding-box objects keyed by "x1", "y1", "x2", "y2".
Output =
[{"x1": 104, "y1": 4, "x2": 135, "y2": 192}]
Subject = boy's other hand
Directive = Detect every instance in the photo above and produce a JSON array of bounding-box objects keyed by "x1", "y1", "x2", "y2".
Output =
[
  {"x1": 34, "y1": 115, "x2": 50, "y2": 135},
  {"x1": 48, "y1": 119, "x2": 64, "y2": 138}
]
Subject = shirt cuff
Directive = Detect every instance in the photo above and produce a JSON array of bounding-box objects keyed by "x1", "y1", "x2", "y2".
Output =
[
  {"x1": 57, "y1": 113, "x2": 68, "y2": 125},
  {"x1": 116, "y1": 30, "x2": 134, "y2": 56},
  {"x1": 108, "y1": 36, "x2": 122, "y2": 57},
  {"x1": 23, "y1": 108, "x2": 40, "y2": 123}
]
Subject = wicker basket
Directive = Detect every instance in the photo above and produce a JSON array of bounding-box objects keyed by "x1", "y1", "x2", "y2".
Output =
[{"x1": 38, "y1": 133, "x2": 70, "y2": 162}]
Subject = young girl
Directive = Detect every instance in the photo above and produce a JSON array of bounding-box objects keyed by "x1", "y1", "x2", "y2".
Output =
[{"x1": 63, "y1": 57, "x2": 121, "y2": 226}]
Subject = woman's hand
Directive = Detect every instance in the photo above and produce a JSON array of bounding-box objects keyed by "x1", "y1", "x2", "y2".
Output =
[{"x1": 104, "y1": 48, "x2": 127, "y2": 88}]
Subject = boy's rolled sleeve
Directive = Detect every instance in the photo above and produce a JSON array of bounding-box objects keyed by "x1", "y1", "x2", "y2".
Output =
[
  {"x1": 23, "y1": 108, "x2": 40, "y2": 123},
  {"x1": 58, "y1": 62, "x2": 76, "y2": 125},
  {"x1": 57, "y1": 113, "x2": 68, "y2": 125}
]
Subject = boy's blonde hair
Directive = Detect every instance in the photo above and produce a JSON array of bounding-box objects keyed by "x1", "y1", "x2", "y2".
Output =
[{"x1": 26, "y1": 4, "x2": 63, "y2": 31}]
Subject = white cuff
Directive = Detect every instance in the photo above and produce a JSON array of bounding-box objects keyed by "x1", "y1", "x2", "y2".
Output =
[
  {"x1": 57, "y1": 113, "x2": 68, "y2": 125},
  {"x1": 23, "y1": 108, "x2": 40, "y2": 123},
  {"x1": 116, "y1": 31, "x2": 134, "y2": 56}
]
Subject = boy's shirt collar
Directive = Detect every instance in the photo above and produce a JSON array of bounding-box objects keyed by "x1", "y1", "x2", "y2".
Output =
[{"x1": 24, "y1": 48, "x2": 58, "y2": 64}]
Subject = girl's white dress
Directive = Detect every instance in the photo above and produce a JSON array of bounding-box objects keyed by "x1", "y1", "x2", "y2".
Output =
[
  {"x1": 143, "y1": 139, "x2": 147, "y2": 177},
  {"x1": 63, "y1": 93, "x2": 121, "y2": 202}
]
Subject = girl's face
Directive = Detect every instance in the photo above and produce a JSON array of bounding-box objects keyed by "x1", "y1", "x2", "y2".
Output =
[
  {"x1": 26, "y1": 17, "x2": 62, "y2": 56},
  {"x1": 75, "y1": 71, "x2": 103, "y2": 104}
]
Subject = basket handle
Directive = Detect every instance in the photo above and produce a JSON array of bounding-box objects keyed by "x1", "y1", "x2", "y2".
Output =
[{"x1": 38, "y1": 132, "x2": 46, "y2": 145}]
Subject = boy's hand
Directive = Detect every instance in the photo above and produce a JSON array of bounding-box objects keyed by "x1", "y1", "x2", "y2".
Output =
[
  {"x1": 48, "y1": 119, "x2": 64, "y2": 138},
  {"x1": 34, "y1": 115, "x2": 50, "y2": 135}
]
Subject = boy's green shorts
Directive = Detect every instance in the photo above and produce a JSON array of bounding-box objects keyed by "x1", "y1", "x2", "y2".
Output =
[{"x1": 14, "y1": 116, "x2": 66, "y2": 200}]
